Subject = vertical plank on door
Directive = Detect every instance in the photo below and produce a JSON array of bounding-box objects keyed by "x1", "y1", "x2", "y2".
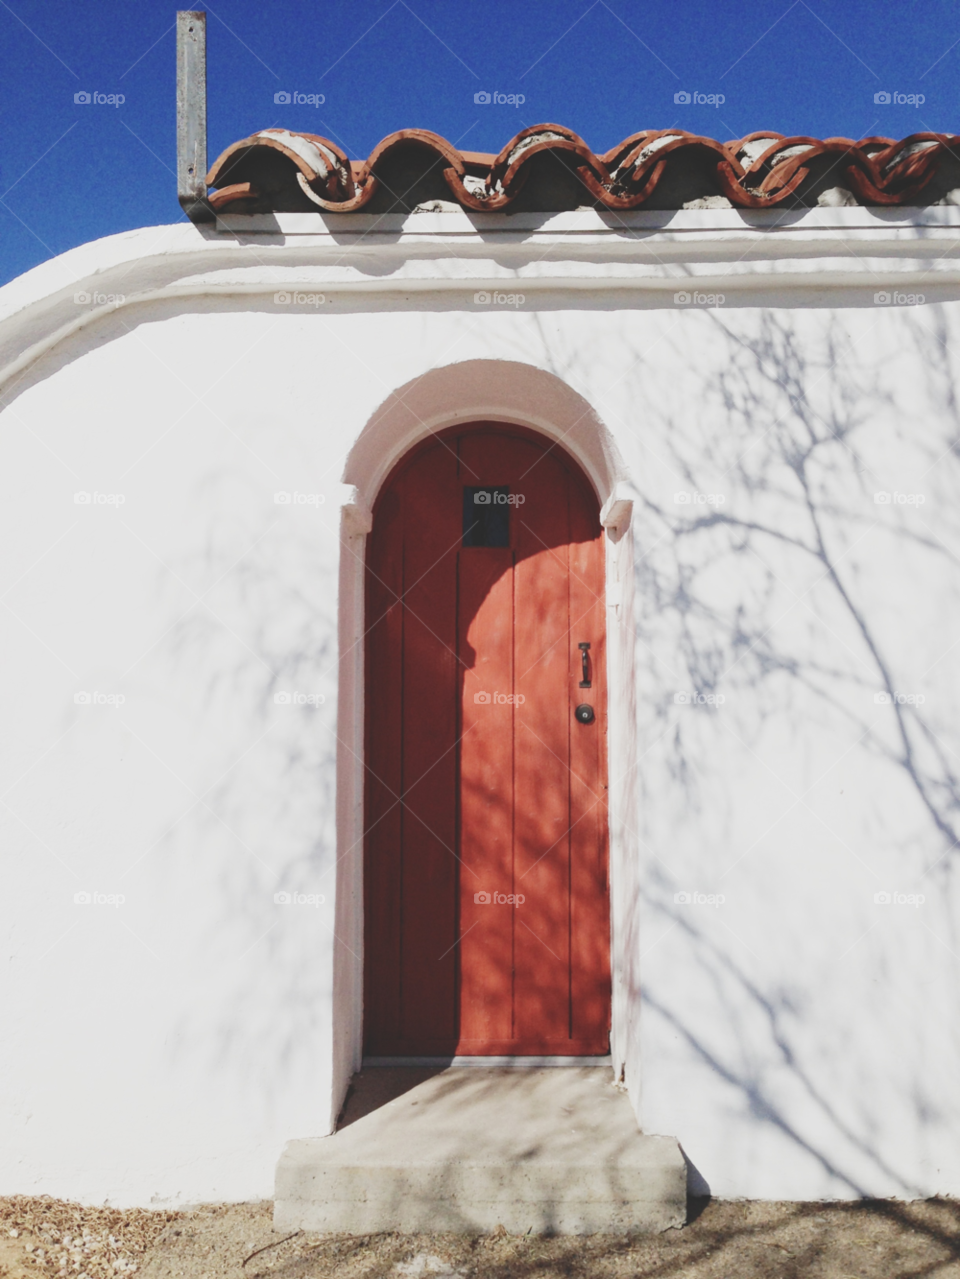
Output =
[
  {"x1": 568, "y1": 473, "x2": 611, "y2": 1048},
  {"x1": 458, "y1": 547, "x2": 515, "y2": 1044},
  {"x1": 398, "y1": 444, "x2": 460, "y2": 1048},
  {"x1": 363, "y1": 486, "x2": 405, "y2": 1050},
  {"x1": 512, "y1": 444, "x2": 574, "y2": 1045}
]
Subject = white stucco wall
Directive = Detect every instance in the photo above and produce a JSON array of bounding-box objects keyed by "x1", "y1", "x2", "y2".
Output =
[{"x1": 1, "y1": 208, "x2": 959, "y2": 1205}]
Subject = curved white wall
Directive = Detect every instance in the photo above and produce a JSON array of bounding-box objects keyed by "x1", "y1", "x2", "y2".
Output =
[{"x1": 1, "y1": 211, "x2": 960, "y2": 1204}]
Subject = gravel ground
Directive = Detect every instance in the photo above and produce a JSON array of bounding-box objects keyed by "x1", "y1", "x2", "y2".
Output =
[
  {"x1": 0, "y1": 1198, "x2": 178, "y2": 1279},
  {"x1": 3, "y1": 1196, "x2": 960, "y2": 1279}
]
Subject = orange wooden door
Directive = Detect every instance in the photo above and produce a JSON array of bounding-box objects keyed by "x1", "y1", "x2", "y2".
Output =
[{"x1": 363, "y1": 424, "x2": 610, "y2": 1055}]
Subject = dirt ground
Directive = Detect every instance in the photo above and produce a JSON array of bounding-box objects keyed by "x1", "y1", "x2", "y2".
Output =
[{"x1": 3, "y1": 1195, "x2": 960, "y2": 1279}]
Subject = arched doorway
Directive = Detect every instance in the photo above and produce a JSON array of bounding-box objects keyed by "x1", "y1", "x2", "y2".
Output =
[{"x1": 363, "y1": 422, "x2": 611, "y2": 1055}]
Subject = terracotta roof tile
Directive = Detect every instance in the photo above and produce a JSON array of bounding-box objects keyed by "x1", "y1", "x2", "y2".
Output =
[{"x1": 205, "y1": 125, "x2": 960, "y2": 214}]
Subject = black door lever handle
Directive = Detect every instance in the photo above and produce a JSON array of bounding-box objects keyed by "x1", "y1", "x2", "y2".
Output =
[{"x1": 579, "y1": 642, "x2": 591, "y2": 688}]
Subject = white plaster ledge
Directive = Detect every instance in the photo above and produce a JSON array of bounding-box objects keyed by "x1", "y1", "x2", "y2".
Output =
[
  {"x1": 601, "y1": 484, "x2": 635, "y2": 535},
  {"x1": 339, "y1": 486, "x2": 373, "y2": 535}
]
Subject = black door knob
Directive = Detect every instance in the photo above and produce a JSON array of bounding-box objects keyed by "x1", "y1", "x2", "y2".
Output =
[{"x1": 575, "y1": 704, "x2": 595, "y2": 724}]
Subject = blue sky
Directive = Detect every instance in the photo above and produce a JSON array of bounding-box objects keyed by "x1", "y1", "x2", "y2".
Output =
[{"x1": 1, "y1": 0, "x2": 959, "y2": 285}]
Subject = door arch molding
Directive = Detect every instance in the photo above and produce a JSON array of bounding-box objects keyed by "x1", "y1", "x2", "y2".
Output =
[
  {"x1": 330, "y1": 360, "x2": 641, "y2": 1127},
  {"x1": 343, "y1": 358, "x2": 628, "y2": 517}
]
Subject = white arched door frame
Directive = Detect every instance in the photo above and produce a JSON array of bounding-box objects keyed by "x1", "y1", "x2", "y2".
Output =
[{"x1": 329, "y1": 358, "x2": 641, "y2": 1130}]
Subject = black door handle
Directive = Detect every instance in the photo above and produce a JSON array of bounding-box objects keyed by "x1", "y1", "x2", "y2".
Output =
[{"x1": 579, "y1": 642, "x2": 591, "y2": 688}]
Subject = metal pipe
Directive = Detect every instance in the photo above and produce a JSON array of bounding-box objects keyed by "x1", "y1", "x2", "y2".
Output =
[{"x1": 176, "y1": 12, "x2": 213, "y2": 222}]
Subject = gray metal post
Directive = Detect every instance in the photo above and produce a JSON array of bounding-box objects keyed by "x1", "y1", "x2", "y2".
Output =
[{"x1": 176, "y1": 11, "x2": 213, "y2": 221}]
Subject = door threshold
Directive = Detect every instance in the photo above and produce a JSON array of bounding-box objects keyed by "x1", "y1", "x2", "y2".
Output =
[{"x1": 362, "y1": 1055, "x2": 613, "y2": 1068}]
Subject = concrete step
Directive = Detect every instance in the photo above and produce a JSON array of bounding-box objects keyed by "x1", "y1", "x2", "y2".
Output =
[{"x1": 275, "y1": 1066, "x2": 686, "y2": 1235}]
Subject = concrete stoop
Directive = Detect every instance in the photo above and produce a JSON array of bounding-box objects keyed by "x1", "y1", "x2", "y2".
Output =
[{"x1": 274, "y1": 1066, "x2": 686, "y2": 1235}]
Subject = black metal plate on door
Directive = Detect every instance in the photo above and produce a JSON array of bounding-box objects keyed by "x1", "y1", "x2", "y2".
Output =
[{"x1": 463, "y1": 487, "x2": 510, "y2": 547}]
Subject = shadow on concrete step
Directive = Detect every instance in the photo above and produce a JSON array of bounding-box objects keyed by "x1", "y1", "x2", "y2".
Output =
[
  {"x1": 337, "y1": 1067, "x2": 451, "y2": 1129},
  {"x1": 279, "y1": 1066, "x2": 686, "y2": 1234}
]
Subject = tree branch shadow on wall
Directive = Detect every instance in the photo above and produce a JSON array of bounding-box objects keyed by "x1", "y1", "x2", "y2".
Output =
[
  {"x1": 99, "y1": 300, "x2": 960, "y2": 1222},
  {"x1": 128, "y1": 475, "x2": 343, "y2": 1124},
  {"x1": 609, "y1": 305, "x2": 960, "y2": 1203}
]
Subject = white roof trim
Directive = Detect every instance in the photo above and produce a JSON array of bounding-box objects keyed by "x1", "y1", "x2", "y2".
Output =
[{"x1": 3, "y1": 207, "x2": 960, "y2": 393}]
